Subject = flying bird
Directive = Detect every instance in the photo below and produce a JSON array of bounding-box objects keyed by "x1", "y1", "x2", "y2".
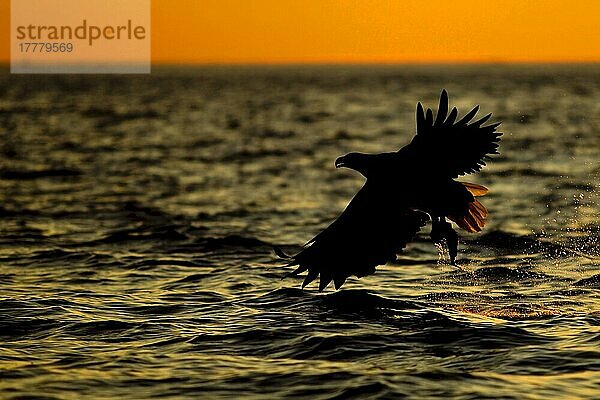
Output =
[{"x1": 278, "y1": 90, "x2": 502, "y2": 291}]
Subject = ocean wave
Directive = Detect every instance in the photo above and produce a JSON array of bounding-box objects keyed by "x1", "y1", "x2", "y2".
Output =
[
  {"x1": 574, "y1": 274, "x2": 600, "y2": 287},
  {"x1": 0, "y1": 167, "x2": 82, "y2": 180},
  {"x1": 1, "y1": 67, "x2": 600, "y2": 399}
]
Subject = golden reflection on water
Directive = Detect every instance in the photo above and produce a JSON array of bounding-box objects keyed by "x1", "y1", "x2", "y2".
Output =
[
  {"x1": 455, "y1": 304, "x2": 560, "y2": 320},
  {"x1": 0, "y1": 67, "x2": 599, "y2": 398}
]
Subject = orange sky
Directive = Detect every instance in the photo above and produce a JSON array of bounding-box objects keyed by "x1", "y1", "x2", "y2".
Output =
[{"x1": 1, "y1": 0, "x2": 600, "y2": 64}]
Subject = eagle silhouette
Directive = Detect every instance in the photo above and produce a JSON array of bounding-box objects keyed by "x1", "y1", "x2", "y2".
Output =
[{"x1": 278, "y1": 90, "x2": 502, "y2": 290}]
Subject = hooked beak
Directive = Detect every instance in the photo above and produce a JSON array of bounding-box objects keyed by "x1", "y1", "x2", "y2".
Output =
[{"x1": 335, "y1": 157, "x2": 345, "y2": 168}]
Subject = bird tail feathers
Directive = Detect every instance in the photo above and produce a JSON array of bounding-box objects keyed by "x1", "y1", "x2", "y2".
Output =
[
  {"x1": 448, "y1": 200, "x2": 487, "y2": 233},
  {"x1": 462, "y1": 182, "x2": 488, "y2": 196}
]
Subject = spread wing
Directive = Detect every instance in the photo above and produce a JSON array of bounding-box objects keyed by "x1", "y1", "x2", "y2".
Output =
[
  {"x1": 283, "y1": 183, "x2": 429, "y2": 291},
  {"x1": 401, "y1": 89, "x2": 502, "y2": 178}
]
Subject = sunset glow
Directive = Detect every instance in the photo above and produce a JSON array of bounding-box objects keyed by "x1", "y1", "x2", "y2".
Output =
[{"x1": 2, "y1": 0, "x2": 600, "y2": 64}]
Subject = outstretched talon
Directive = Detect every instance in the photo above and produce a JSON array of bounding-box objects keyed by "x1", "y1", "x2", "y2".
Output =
[
  {"x1": 431, "y1": 217, "x2": 459, "y2": 265},
  {"x1": 444, "y1": 222, "x2": 459, "y2": 266},
  {"x1": 430, "y1": 217, "x2": 444, "y2": 244}
]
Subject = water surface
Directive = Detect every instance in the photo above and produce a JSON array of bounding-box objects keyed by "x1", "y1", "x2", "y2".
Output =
[{"x1": 0, "y1": 65, "x2": 599, "y2": 399}]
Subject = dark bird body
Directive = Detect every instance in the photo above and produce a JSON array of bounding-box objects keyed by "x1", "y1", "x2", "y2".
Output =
[{"x1": 279, "y1": 90, "x2": 502, "y2": 290}]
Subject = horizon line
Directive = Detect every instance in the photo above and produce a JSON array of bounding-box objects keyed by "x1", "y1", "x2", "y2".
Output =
[
  {"x1": 154, "y1": 60, "x2": 600, "y2": 66},
  {"x1": 1, "y1": 60, "x2": 600, "y2": 69}
]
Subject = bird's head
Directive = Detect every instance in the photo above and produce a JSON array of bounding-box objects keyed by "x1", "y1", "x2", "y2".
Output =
[{"x1": 335, "y1": 152, "x2": 375, "y2": 177}]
